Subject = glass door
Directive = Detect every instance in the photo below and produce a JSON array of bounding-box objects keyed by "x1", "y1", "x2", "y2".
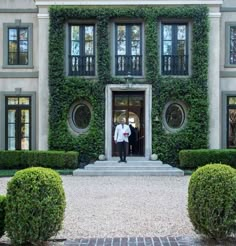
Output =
[
  {"x1": 6, "y1": 96, "x2": 31, "y2": 150},
  {"x1": 112, "y1": 91, "x2": 144, "y2": 156}
]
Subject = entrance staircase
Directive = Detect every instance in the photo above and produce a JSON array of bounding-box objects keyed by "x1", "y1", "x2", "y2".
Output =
[{"x1": 73, "y1": 157, "x2": 184, "y2": 176}]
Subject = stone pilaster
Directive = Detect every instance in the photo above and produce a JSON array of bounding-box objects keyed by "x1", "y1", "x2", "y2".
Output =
[
  {"x1": 208, "y1": 12, "x2": 221, "y2": 149},
  {"x1": 37, "y1": 13, "x2": 49, "y2": 150}
]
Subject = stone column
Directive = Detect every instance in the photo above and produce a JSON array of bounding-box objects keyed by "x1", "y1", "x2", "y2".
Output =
[
  {"x1": 37, "y1": 13, "x2": 49, "y2": 150},
  {"x1": 208, "y1": 12, "x2": 221, "y2": 149}
]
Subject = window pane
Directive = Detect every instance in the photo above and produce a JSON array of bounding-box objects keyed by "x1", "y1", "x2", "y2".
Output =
[
  {"x1": 19, "y1": 53, "x2": 28, "y2": 65},
  {"x1": 72, "y1": 104, "x2": 91, "y2": 129},
  {"x1": 115, "y1": 96, "x2": 128, "y2": 106},
  {"x1": 228, "y1": 109, "x2": 236, "y2": 148},
  {"x1": 85, "y1": 41, "x2": 94, "y2": 55},
  {"x1": 20, "y1": 41, "x2": 28, "y2": 52},
  {"x1": 230, "y1": 27, "x2": 236, "y2": 64},
  {"x1": 71, "y1": 41, "x2": 80, "y2": 55},
  {"x1": 85, "y1": 26, "x2": 94, "y2": 41},
  {"x1": 117, "y1": 41, "x2": 126, "y2": 55},
  {"x1": 21, "y1": 124, "x2": 30, "y2": 137},
  {"x1": 165, "y1": 103, "x2": 185, "y2": 129},
  {"x1": 131, "y1": 41, "x2": 140, "y2": 55},
  {"x1": 71, "y1": 26, "x2": 80, "y2": 41},
  {"x1": 163, "y1": 25, "x2": 172, "y2": 40},
  {"x1": 229, "y1": 97, "x2": 236, "y2": 105},
  {"x1": 163, "y1": 41, "x2": 172, "y2": 55},
  {"x1": 177, "y1": 40, "x2": 186, "y2": 56},
  {"x1": 177, "y1": 25, "x2": 186, "y2": 40},
  {"x1": 8, "y1": 138, "x2": 15, "y2": 150},
  {"x1": 19, "y1": 97, "x2": 30, "y2": 105},
  {"x1": 131, "y1": 25, "x2": 140, "y2": 41},
  {"x1": 9, "y1": 29, "x2": 17, "y2": 40},
  {"x1": 9, "y1": 41, "x2": 18, "y2": 52},
  {"x1": 8, "y1": 53, "x2": 17, "y2": 65},
  {"x1": 8, "y1": 98, "x2": 18, "y2": 105},
  {"x1": 8, "y1": 110, "x2": 16, "y2": 123},
  {"x1": 117, "y1": 26, "x2": 126, "y2": 41},
  {"x1": 21, "y1": 109, "x2": 30, "y2": 123},
  {"x1": 20, "y1": 29, "x2": 28, "y2": 40},
  {"x1": 8, "y1": 124, "x2": 15, "y2": 137},
  {"x1": 21, "y1": 138, "x2": 29, "y2": 150}
]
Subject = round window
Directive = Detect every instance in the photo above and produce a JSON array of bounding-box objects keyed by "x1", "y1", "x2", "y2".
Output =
[
  {"x1": 165, "y1": 103, "x2": 185, "y2": 129},
  {"x1": 68, "y1": 101, "x2": 92, "y2": 134}
]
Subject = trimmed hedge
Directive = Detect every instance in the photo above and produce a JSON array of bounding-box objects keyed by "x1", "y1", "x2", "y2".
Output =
[
  {"x1": 0, "y1": 150, "x2": 79, "y2": 169},
  {"x1": 179, "y1": 149, "x2": 236, "y2": 169},
  {"x1": 0, "y1": 195, "x2": 6, "y2": 238},
  {"x1": 188, "y1": 164, "x2": 236, "y2": 239},
  {"x1": 5, "y1": 167, "x2": 66, "y2": 245}
]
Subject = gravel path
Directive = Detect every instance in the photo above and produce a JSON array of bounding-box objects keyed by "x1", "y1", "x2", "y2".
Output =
[{"x1": 0, "y1": 176, "x2": 196, "y2": 240}]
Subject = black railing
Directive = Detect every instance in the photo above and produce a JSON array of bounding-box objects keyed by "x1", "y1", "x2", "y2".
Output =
[
  {"x1": 69, "y1": 55, "x2": 95, "y2": 76},
  {"x1": 115, "y1": 55, "x2": 142, "y2": 76},
  {"x1": 162, "y1": 55, "x2": 188, "y2": 75}
]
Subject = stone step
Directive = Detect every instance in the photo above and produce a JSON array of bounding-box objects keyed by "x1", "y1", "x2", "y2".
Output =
[
  {"x1": 85, "y1": 164, "x2": 172, "y2": 170},
  {"x1": 73, "y1": 169, "x2": 184, "y2": 176},
  {"x1": 94, "y1": 160, "x2": 163, "y2": 166}
]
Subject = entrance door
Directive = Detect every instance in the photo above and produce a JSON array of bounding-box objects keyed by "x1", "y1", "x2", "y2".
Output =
[{"x1": 112, "y1": 91, "x2": 145, "y2": 156}]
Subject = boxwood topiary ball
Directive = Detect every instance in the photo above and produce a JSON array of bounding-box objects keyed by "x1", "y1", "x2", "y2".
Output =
[
  {"x1": 5, "y1": 167, "x2": 66, "y2": 245},
  {"x1": 0, "y1": 195, "x2": 6, "y2": 238},
  {"x1": 188, "y1": 164, "x2": 236, "y2": 239}
]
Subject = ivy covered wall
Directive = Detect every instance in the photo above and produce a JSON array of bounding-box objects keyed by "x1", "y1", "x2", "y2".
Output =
[{"x1": 49, "y1": 6, "x2": 209, "y2": 165}]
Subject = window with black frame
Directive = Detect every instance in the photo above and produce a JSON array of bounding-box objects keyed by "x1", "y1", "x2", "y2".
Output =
[
  {"x1": 69, "y1": 25, "x2": 95, "y2": 76},
  {"x1": 162, "y1": 24, "x2": 188, "y2": 75},
  {"x1": 115, "y1": 24, "x2": 142, "y2": 76},
  {"x1": 230, "y1": 26, "x2": 236, "y2": 64},
  {"x1": 6, "y1": 96, "x2": 31, "y2": 150},
  {"x1": 8, "y1": 27, "x2": 28, "y2": 65}
]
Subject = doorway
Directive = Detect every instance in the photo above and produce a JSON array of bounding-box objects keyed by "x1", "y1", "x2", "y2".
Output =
[{"x1": 112, "y1": 91, "x2": 145, "y2": 156}]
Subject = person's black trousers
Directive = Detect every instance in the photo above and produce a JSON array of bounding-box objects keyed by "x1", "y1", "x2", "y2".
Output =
[{"x1": 117, "y1": 141, "x2": 127, "y2": 161}]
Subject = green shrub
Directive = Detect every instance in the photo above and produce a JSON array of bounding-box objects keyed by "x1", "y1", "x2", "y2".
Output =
[
  {"x1": 0, "y1": 150, "x2": 79, "y2": 169},
  {"x1": 0, "y1": 195, "x2": 6, "y2": 238},
  {"x1": 5, "y1": 167, "x2": 66, "y2": 245},
  {"x1": 179, "y1": 149, "x2": 236, "y2": 169},
  {"x1": 188, "y1": 164, "x2": 236, "y2": 239}
]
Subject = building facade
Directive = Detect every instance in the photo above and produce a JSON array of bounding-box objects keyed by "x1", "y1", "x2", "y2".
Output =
[{"x1": 0, "y1": 0, "x2": 235, "y2": 164}]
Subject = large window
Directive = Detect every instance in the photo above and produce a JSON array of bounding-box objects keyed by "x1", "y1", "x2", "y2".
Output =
[
  {"x1": 162, "y1": 23, "x2": 188, "y2": 75},
  {"x1": 3, "y1": 21, "x2": 33, "y2": 68},
  {"x1": 69, "y1": 25, "x2": 95, "y2": 76},
  {"x1": 229, "y1": 26, "x2": 236, "y2": 65},
  {"x1": 8, "y1": 27, "x2": 29, "y2": 65},
  {"x1": 227, "y1": 96, "x2": 236, "y2": 148},
  {"x1": 115, "y1": 24, "x2": 142, "y2": 76},
  {"x1": 6, "y1": 97, "x2": 31, "y2": 150}
]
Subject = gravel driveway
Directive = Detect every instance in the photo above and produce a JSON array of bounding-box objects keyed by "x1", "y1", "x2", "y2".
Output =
[{"x1": 0, "y1": 175, "x2": 196, "y2": 240}]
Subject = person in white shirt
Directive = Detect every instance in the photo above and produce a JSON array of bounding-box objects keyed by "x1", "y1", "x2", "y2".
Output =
[{"x1": 114, "y1": 119, "x2": 131, "y2": 163}]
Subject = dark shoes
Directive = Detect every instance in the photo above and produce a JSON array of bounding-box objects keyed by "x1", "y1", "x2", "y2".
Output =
[{"x1": 118, "y1": 159, "x2": 127, "y2": 163}]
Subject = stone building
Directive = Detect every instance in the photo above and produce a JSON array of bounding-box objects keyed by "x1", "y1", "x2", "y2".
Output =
[{"x1": 0, "y1": 0, "x2": 235, "y2": 163}]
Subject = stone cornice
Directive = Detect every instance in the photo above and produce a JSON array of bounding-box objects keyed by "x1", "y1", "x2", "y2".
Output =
[{"x1": 34, "y1": 0, "x2": 223, "y2": 6}]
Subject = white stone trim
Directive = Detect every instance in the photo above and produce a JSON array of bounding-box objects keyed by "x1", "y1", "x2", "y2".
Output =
[
  {"x1": 37, "y1": 13, "x2": 49, "y2": 19},
  {"x1": 105, "y1": 84, "x2": 152, "y2": 160},
  {"x1": 35, "y1": 0, "x2": 223, "y2": 6}
]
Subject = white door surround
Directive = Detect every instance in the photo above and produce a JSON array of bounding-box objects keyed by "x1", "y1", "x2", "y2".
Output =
[{"x1": 105, "y1": 84, "x2": 152, "y2": 160}]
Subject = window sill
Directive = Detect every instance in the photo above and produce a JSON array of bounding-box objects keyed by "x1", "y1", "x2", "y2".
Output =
[
  {"x1": 2, "y1": 65, "x2": 34, "y2": 69},
  {"x1": 224, "y1": 64, "x2": 236, "y2": 68}
]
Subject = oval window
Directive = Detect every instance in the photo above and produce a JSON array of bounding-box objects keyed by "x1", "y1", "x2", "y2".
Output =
[
  {"x1": 165, "y1": 103, "x2": 185, "y2": 129},
  {"x1": 68, "y1": 101, "x2": 92, "y2": 134},
  {"x1": 72, "y1": 104, "x2": 91, "y2": 129}
]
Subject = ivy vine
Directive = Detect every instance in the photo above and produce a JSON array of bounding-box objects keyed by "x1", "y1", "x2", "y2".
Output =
[{"x1": 49, "y1": 5, "x2": 209, "y2": 165}]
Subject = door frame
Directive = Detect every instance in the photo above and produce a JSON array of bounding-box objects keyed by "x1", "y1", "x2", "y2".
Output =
[{"x1": 105, "y1": 84, "x2": 152, "y2": 160}]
